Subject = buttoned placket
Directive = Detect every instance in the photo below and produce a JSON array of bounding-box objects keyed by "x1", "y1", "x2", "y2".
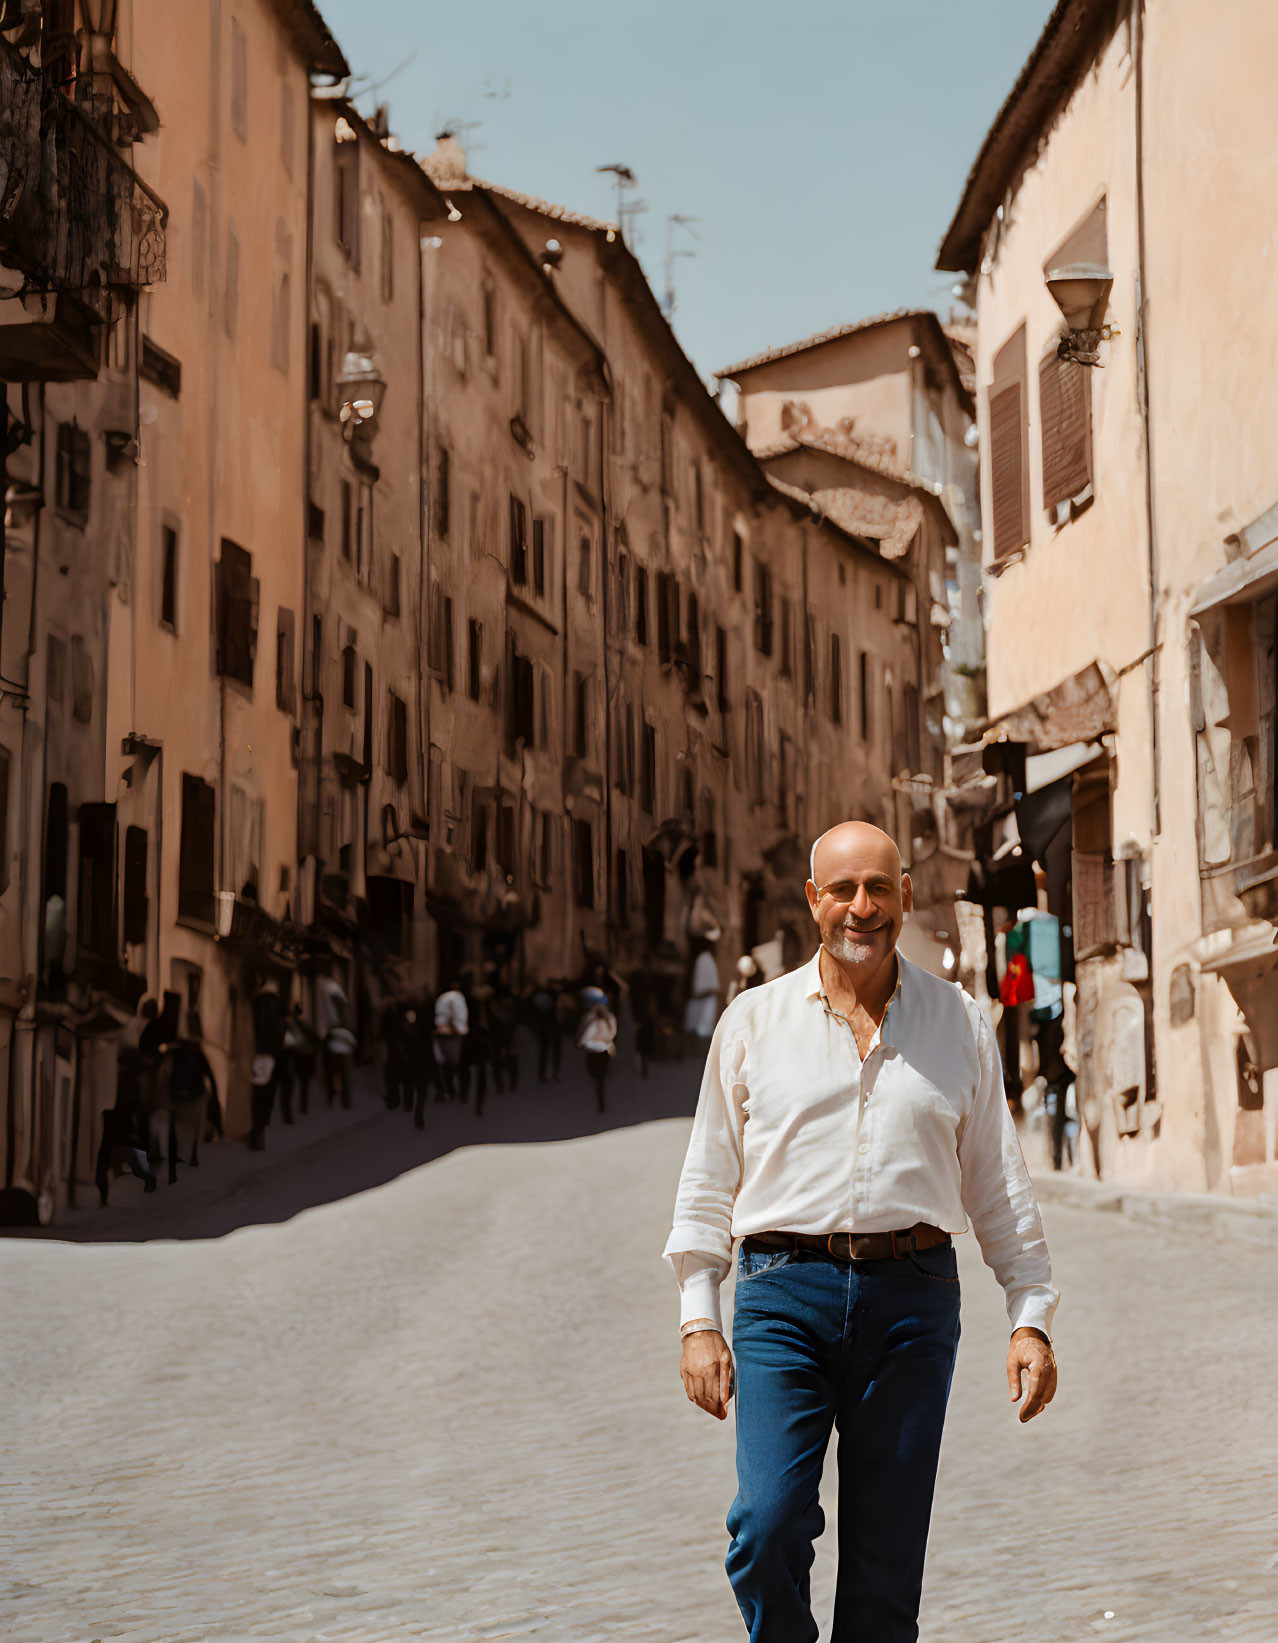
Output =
[{"x1": 819, "y1": 980, "x2": 899, "y2": 1220}]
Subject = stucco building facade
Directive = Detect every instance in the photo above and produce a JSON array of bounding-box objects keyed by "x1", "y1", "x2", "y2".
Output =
[{"x1": 938, "y1": 0, "x2": 1278, "y2": 1194}]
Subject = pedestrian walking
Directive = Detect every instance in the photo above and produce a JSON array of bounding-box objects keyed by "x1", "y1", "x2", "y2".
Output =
[
  {"x1": 683, "y1": 943, "x2": 721, "y2": 1052},
  {"x1": 316, "y1": 969, "x2": 355, "y2": 1109},
  {"x1": 576, "y1": 986, "x2": 617, "y2": 1113},
  {"x1": 159, "y1": 1037, "x2": 219, "y2": 1173},
  {"x1": 248, "y1": 975, "x2": 286, "y2": 1151},
  {"x1": 489, "y1": 977, "x2": 521, "y2": 1092},
  {"x1": 433, "y1": 981, "x2": 468, "y2": 1101},
  {"x1": 137, "y1": 992, "x2": 180, "y2": 1166},
  {"x1": 526, "y1": 979, "x2": 562, "y2": 1083},
  {"x1": 288, "y1": 1003, "x2": 320, "y2": 1116},
  {"x1": 94, "y1": 1048, "x2": 157, "y2": 1205},
  {"x1": 381, "y1": 997, "x2": 411, "y2": 1111},
  {"x1": 666, "y1": 820, "x2": 1059, "y2": 1643}
]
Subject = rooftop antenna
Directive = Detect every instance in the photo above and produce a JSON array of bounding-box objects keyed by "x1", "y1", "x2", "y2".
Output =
[
  {"x1": 663, "y1": 214, "x2": 700, "y2": 318},
  {"x1": 595, "y1": 163, "x2": 644, "y2": 246},
  {"x1": 435, "y1": 114, "x2": 485, "y2": 157}
]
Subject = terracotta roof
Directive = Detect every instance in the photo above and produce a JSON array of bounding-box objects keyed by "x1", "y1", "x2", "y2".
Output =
[
  {"x1": 753, "y1": 429, "x2": 944, "y2": 504},
  {"x1": 468, "y1": 177, "x2": 618, "y2": 236},
  {"x1": 765, "y1": 479, "x2": 908, "y2": 575},
  {"x1": 268, "y1": 0, "x2": 349, "y2": 76},
  {"x1": 718, "y1": 308, "x2": 932, "y2": 379},
  {"x1": 936, "y1": 0, "x2": 1125, "y2": 273}
]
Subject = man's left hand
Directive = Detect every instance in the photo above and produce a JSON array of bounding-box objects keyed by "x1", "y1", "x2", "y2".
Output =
[{"x1": 1006, "y1": 1327, "x2": 1057, "y2": 1423}]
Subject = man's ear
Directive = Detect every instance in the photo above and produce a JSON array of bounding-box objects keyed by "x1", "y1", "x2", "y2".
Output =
[
  {"x1": 805, "y1": 879, "x2": 820, "y2": 918},
  {"x1": 901, "y1": 873, "x2": 914, "y2": 916}
]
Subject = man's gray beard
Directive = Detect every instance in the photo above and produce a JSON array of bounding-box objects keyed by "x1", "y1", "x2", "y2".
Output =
[{"x1": 829, "y1": 928, "x2": 880, "y2": 965}]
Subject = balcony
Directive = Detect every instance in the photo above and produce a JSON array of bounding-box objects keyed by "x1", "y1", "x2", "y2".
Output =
[{"x1": 0, "y1": 36, "x2": 165, "y2": 336}]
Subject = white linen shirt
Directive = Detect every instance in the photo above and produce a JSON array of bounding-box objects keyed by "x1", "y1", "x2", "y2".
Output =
[{"x1": 663, "y1": 949, "x2": 1058, "y2": 1339}]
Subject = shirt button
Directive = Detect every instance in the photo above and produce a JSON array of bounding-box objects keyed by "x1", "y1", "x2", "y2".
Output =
[{"x1": 858, "y1": 1144, "x2": 869, "y2": 1155}]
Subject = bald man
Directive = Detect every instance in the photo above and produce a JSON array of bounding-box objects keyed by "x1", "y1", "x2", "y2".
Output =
[{"x1": 664, "y1": 822, "x2": 1058, "y2": 1643}]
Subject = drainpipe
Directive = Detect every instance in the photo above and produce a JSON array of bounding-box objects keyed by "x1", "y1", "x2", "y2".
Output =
[{"x1": 1133, "y1": 0, "x2": 1161, "y2": 839}]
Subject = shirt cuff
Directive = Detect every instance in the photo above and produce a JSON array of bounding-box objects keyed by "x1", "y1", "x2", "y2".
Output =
[
  {"x1": 1006, "y1": 1283, "x2": 1059, "y2": 1340},
  {"x1": 678, "y1": 1258, "x2": 726, "y2": 1334}
]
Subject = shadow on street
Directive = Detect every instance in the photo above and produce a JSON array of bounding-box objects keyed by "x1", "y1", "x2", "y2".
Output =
[{"x1": 13, "y1": 1022, "x2": 706, "y2": 1245}]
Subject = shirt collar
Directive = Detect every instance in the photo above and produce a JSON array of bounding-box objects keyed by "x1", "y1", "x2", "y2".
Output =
[{"x1": 804, "y1": 945, "x2": 907, "y2": 1017}]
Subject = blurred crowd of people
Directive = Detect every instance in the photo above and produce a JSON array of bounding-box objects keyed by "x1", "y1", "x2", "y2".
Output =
[{"x1": 91, "y1": 943, "x2": 755, "y2": 1209}]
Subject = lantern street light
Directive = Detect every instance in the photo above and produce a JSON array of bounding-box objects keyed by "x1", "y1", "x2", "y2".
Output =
[
  {"x1": 337, "y1": 350, "x2": 387, "y2": 441},
  {"x1": 1045, "y1": 262, "x2": 1117, "y2": 366}
]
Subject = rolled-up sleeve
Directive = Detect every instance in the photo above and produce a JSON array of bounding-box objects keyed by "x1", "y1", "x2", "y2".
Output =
[
  {"x1": 662, "y1": 1010, "x2": 748, "y2": 1332},
  {"x1": 957, "y1": 1012, "x2": 1060, "y2": 1339}
]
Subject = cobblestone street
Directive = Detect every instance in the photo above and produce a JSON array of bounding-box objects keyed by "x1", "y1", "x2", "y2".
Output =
[{"x1": 2, "y1": 1044, "x2": 1276, "y2": 1643}]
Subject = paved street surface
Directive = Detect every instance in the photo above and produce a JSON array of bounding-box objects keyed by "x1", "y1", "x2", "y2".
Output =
[{"x1": 3, "y1": 1038, "x2": 1277, "y2": 1643}]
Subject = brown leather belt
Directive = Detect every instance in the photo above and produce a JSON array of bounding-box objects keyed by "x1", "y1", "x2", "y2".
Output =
[{"x1": 743, "y1": 1224, "x2": 951, "y2": 1263}]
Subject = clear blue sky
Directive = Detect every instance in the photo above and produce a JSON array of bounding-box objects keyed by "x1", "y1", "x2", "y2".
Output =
[{"x1": 322, "y1": 1, "x2": 1054, "y2": 378}]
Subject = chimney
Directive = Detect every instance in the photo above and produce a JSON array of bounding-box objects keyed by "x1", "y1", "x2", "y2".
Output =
[{"x1": 423, "y1": 130, "x2": 468, "y2": 190}]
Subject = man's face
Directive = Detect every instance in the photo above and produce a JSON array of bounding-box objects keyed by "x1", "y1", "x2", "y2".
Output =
[{"x1": 805, "y1": 830, "x2": 912, "y2": 970}]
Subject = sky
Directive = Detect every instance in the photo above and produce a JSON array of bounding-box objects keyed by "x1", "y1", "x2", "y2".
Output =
[{"x1": 321, "y1": 0, "x2": 1056, "y2": 379}]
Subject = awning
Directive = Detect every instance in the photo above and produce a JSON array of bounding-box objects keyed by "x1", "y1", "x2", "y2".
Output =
[{"x1": 980, "y1": 660, "x2": 1114, "y2": 754}]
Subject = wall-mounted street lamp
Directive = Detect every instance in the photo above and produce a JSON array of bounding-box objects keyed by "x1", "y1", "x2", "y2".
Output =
[
  {"x1": 1045, "y1": 262, "x2": 1118, "y2": 366},
  {"x1": 337, "y1": 350, "x2": 386, "y2": 441}
]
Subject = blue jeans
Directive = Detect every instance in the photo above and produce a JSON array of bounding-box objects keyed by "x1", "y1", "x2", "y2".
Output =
[{"x1": 727, "y1": 1243, "x2": 962, "y2": 1643}]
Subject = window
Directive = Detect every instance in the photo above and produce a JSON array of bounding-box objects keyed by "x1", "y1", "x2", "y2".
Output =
[
  {"x1": 341, "y1": 480, "x2": 353, "y2": 561},
  {"x1": 829, "y1": 632, "x2": 843, "y2": 725},
  {"x1": 780, "y1": 597, "x2": 793, "y2": 678},
  {"x1": 573, "y1": 672, "x2": 588, "y2": 759},
  {"x1": 615, "y1": 848, "x2": 629, "y2": 926},
  {"x1": 482, "y1": 286, "x2": 497, "y2": 360},
  {"x1": 275, "y1": 607, "x2": 296, "y2": 713},
  {"x1": 693, "y1": 462, "x2": 705, "y2": 535},
  {"x1": 615, "y1": 549, "x2": 629, "y2": 633},
  {"x1": 733, "y1": 529, "x2": 744, "y2": 593},
  {"x1": 635, "y1": 566, "x2": 649, "y2": 646},
  {"x1": 989, "y1": 325, "x2": 1028, "y2": 559},
  {"x1": 123, "y1": 825, "x2": 148, "y2": 947},
  {"x1": 160, "y1": 524, "x2": 178, "y2": 630},
  {"x1": 229, "y1": 16, "x2": 247, "y2": 142},
  {"x1": 509, "y1": 495, "x2": 528, "y2": 584},
  {"x1": 280, "y1": 78, "x2": 294, "y2": 174},
  {"x1": 745, "y1": 689, "x2": 766, "y2": 805},
  {"x1": 381, "y1": 207, "x2": 394, "y2": 304},
  {"x1": 715, "y1": 625, "x2": 729, "y2": 714},
  {"x1": 1193, "y1": 593, "x2": 1278, "y2": 884},
  {"x1": 753, "y1": 560, "x2": 774, "y2": 656},
  {"x1": 656, "y1": 572, "x2": 678, "y2": 663},
  {"x1": 55, "y1": 422, "x2": 91, "y2": 521},
  {"x1": 310, "y1": 615, "x2": 322, "y2": 699},
  {"x1": 270, "y1": 272, "x2": 290, "y2": 375},
  {"x1": 1039, "y1": 353, "x2": 1093, "y2": 513},
  {"x1": 538, "y1": 812, "x2": 555, "y2": 885},
  {"x1": 224, "y1": 221, "x2": 240, "y2": 339},
  {"x1": 510, "y1": 647, "x2": 535, "y2": 747},
  {"x1": 436, "y1": 447, "x2": 451, "y2": 540},
  {"x1": 858, "y1": 650, "x2": 871, "y2": 741},
  {"x1": 342, "y1": 643, "x2": 357, "y2": 708},
  {"x1": 357, "y1": 482, "x2": 372, "y2": 583},
  {"x1": 71, "y1": 635, "x2": 93, "y2": 723},
  {"x1": 641, "y1": 721, "x2": 657, "y2": 814},
  {"x1": 468, "y1": 619, "x2": 483, "y2": 701},
  {"x1": 335, "y1": 135, "x2": 360, "y2": 265},
  {"x1": 683, "y1": 590, "x2": 702, "y2": 676},
  {"x1": 385, "y1": 552, "x2": 401, "y2": 619},
  {"x1": 363, "y1": 661, "x2": 374, "y2": 769},
  {"x1": 46, "y1": 637, "x2": 64, "y2": 705},
  {"x1": 78, "y1": 803, "x2": 118, "y2": 960},
  {"x1": 578, "y1": 536, "x2": 592, "y2": 600},
  {"x1": 215, "y1": 539, "x2": 259, "y2": 688},
  {"x1": 496, "y1": 802, "x2": 516, "y2": 879},
  {"x1": 308, "y1": 323, "x2": 322, "y2": 402},
  {"x1": 572, "y1": 817, "x2": 595, "y2": 908},
  {"x1": 387, "y1": 692, "x2": 408, "y2": 785},
  {"x1": 471, "y1": 799, "x2": 489, "y2": 873},
  {"x1": 178, "y1": 775, "x2": 216, "y2": 926},
  {"x1": 428, "y1": 594, "x2": 454, "y2": 693},
  {"x1": 533, "y1": 518, "x2": 547, "y2": 596}
]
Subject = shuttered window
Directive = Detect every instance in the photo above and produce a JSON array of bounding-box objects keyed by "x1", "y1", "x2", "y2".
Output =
[
  {"x1": 1040, "y1": 353, "x2": 1092, "y2": 510},
  {"x1": 989, "y1": 326, "x2": 1028, "y2": 560}
]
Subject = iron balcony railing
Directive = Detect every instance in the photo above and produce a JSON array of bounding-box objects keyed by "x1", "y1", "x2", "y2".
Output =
[{"x1": 0, "y1": 36, "x2": 166, "y2": 302}]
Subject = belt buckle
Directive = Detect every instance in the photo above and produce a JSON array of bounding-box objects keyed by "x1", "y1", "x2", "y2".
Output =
[
  {"x1": 826, "y1": 1232, "x2": 852, "y2": 1263},
  {"x1": 889, "y1": 1228, "x2": 918, "y2": 1260}
]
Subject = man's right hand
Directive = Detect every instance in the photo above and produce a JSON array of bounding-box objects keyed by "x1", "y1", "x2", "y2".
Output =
[{"x1": 680, "y1": 1329, "x2": 734, "y2": 1420}]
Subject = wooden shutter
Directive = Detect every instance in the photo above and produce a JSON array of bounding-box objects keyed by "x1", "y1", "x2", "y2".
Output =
[
  {"x1": 989, "y1": 325, "x2": 1028, "y2": 559},
  {"x1": 1040, "y1": 354, "x2": 1092, "y2": 509},
  {"x1": 1071, "y1": 850, "x2": 1117, "y2": 958},
  {"x1": 989, "y1": 383, "x2": 1026, "y2": 557}
]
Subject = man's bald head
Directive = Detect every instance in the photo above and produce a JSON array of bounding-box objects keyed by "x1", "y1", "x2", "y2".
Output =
[{"x1": 809, "y1": 821, "x2": 902, "y2": 887}]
